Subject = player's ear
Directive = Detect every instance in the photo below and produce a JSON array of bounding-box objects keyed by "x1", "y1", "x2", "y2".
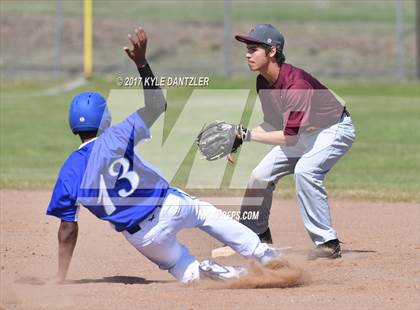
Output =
[{"x1": 269, "y1": 47, "x2": 277, "y2": 58}]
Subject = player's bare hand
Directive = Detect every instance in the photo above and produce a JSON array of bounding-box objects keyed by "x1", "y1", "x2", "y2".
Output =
[
  {"x1": 226, "y1": 153, "x2": 235, "y2": 164},
  {"x1": 124, "y1": 26, "x2": 147, "y2": 68}
]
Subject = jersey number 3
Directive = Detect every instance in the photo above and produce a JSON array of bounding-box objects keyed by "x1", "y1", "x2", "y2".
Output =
[{"x1": 98, "y1": 158, "x2": 140, "y2": 215}]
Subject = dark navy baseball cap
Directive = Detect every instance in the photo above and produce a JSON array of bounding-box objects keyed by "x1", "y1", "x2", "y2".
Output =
[{"x1": 235, "y1": 24, "x2": 284, "y2": 52}]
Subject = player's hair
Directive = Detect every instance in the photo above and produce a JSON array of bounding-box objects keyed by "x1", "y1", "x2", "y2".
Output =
[
  {"x1": 262, "y1": 45, "x2": 286, "y2": 65},
  {"x1": 78, "y1": 130, "x2": 98, "y2": 141}
]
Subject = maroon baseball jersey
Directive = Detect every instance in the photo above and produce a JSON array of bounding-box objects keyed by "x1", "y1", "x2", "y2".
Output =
[{"x1": 256, "y1": 63, "x2": 344, "y2": 139}]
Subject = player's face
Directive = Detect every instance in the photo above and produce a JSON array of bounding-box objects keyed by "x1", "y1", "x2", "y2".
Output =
[{"x1": 246, "y1": 44, "x2": 268, "y2": 71}]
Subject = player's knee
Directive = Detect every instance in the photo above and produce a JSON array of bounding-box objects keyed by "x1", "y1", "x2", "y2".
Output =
[
  {"x1": 249, "y1": 168, "x2": 270, "y2": 187},
  {"x1": 294, "y1": 167, "x2": 313, "y2": 182},
  {"x1": 168, "y1": 246, "x2": 200, "y2": 283},
  {"x1": 294, "y1": 167, "x2": 308, "y2": 177},
  {"x1": 294, "y1": 168, "x2": 324, "y2": 191}
]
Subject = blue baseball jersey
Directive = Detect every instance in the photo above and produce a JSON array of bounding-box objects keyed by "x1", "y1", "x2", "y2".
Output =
[{"x1": 46, "y1": 112, "x2": 169, "y2": 231}]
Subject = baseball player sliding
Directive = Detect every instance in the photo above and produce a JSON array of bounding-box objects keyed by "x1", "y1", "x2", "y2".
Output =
[
  {"x1": 46, "y1": 27, "x2": 281, "y2": 284},
  {"x1": 199, "y1": 24, "x2": 355, "y2": 259}
]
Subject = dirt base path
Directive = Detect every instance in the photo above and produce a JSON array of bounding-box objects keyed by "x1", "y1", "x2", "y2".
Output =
[{"x1": 1, "y1": 190, "x2": 419, "y2": 310}]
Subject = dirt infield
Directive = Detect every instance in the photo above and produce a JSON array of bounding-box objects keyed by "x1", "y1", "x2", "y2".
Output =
[{"x1": 0, "y1": 190, "x2": 419, "y2": 310}]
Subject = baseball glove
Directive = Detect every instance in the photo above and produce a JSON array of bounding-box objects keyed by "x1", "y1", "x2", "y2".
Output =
[{"x1": 196, "y1": 121, "x2": 251, "y2": 161}]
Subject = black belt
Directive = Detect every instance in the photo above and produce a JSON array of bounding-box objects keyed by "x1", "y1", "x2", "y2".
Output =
[
  {"x1": 126, "y1": 224, "x2": 142, "y2": 235},
  {"x1": 125, "y1": 210, "x2": 158, "y2": 235},
  {"x1": 343, "y1": 107, "x2": 350, "y2": 117}
]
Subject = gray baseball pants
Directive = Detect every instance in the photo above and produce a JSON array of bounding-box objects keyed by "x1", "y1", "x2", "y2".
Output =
[{"x1": 239, "y1": 115, "x2": 355, "y2": 245}]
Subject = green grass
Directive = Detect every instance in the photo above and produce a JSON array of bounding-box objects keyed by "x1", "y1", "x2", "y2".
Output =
[
  {"x1": 1, "y1": 77, "x2": 419, "y2": 202},
  {"x1": 0, "y1": 0, "x2": 416, "y2": 24}
]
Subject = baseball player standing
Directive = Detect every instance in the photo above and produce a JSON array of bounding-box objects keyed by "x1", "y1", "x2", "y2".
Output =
[
  {"x1": 231, "y1": 24, "x2": 356, "y2": 259},
  {"x1": 46, "y1": 27, "x2": 280, "y2": 284}
]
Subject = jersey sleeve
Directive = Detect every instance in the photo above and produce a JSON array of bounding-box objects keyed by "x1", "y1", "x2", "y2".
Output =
[
  {"x1": 102, "y1": 112, "x2": 151, "y2": 152},
  {"x1": 46, "y1": 178, "x2": 79, "y2": 222}
]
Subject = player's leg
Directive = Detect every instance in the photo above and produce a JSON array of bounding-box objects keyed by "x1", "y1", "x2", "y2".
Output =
[
  {"x1": 239, "y1": 145, "x2": 299, "y2": 236},
  {"x1": 165, "y1": 190, "x2": 279, "y2": 262},
  {"x1": 157, "y1": 189, "x2": 280, "y2": 263},
  {"x1": 195, "y1": 200, "x2": 277, "y2": 261},
  {"x1": 122, "y1": 208, "x2": 200, "y2": 283},
  {"x1": 294, "y1": 115, "x2": 355, "y2": 245},
  {"x1": 122, "y1": 193, "x2": 247, "y2": 283}
]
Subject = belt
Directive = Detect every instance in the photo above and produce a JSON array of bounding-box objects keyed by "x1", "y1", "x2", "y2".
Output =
[
  {"x1": 125, "y1": 208, "x2": 159, "y2": 235},
  {"x1": 343, "y1": 106, "x2": 350, "y2": 117},
  {"x1": 126, "y1": 224, "x2": 142, "y2": 235}
]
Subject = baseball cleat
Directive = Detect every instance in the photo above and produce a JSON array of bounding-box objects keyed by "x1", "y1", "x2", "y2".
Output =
[
  {"x1": 308, "y1": 239, "x2": 342, "y2": 260},
  {"x1": 199, "y1": 259, "x2": 247, "y2": 281},
  {"x1": 259, "y1": 246, "x2": 283, "y2": 266}
]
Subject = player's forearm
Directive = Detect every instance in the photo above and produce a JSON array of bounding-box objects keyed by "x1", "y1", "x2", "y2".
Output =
[
  {"x1": 137, "y1": 63, "x2": 167, "y2": 127},
  {"x1": 250, "y1": 130, "x2": 286, "y2": 145},
  {"x1": 250, "y1": 127, "x2": 286, "y2": 145},
  {"x1": 57, "y1": 221, "x2": 78, "y2": 281}
]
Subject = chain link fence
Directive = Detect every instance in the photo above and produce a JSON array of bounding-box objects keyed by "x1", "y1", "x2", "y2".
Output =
[{"x1": 0, "y1": 0, "x2": 417, "y2": 80}]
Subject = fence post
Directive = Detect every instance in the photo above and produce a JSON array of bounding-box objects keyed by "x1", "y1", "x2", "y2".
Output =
[
  {"x1": 416, "y1": 0, "x2": 420, "y2": 80},
  {"x1": 223, "y1": 0, "x2": 232, "y2": 78},
  {"x1": 84, "y1": 0, "x2": 93, "y2": 79}
]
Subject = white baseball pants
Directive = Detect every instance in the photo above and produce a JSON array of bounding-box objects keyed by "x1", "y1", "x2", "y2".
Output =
[{"x1": 122, "y1": 188, "x2": 271, "y2": 283}]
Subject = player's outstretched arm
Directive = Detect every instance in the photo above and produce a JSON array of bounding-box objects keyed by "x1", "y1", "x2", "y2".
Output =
[
  {"x1": 124, "y1": 27, "x2": 167, "y2": 128},
  {"x1": 57, "y1": 220, "x2": 78, "y2": 281}
]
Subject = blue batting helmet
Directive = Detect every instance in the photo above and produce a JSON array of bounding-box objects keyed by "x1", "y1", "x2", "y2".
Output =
[{"x1": 69, "y1": 92, "x2": 111, "y2": 134}]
